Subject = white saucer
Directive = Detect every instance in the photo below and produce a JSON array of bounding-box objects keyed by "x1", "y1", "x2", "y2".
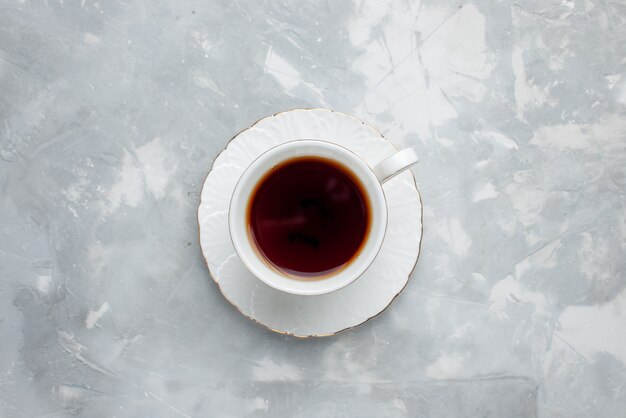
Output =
[{"x1": 198, "y1": 109, "x2": 422, "y2": 337}]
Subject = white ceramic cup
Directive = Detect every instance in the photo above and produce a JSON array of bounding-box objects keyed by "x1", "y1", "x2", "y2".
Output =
[{"x1": 229, "y1": 140, "x2": 418, "y2": 296}]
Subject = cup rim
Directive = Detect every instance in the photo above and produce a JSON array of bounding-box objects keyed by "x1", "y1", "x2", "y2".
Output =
[{"x1": 228, "y1": 139, "x2": 389, "y2": 296}]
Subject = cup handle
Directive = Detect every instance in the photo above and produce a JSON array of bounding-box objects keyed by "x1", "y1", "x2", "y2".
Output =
[{"x1": 372, "y1": 147, "x2": 419, "y2": 184}]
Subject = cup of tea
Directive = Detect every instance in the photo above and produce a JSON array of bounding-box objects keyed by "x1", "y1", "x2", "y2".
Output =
[{"x1": 229, "y1": 139, "x2": 418, "y2": 296}]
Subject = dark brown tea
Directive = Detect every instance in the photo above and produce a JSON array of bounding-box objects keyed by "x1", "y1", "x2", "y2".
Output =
[{"x1": 247, "y1": 156, "x2": 370, "y2": 278}]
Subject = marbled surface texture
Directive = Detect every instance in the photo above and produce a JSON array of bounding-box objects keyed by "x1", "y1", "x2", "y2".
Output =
[{"x1": 1, "y1": 0, "x2": 625, "y2": 417}]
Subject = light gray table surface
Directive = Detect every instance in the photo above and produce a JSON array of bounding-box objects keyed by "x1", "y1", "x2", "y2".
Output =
[{"x1": 1, "y1": 1, "x2": 625, "y2": 417}]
